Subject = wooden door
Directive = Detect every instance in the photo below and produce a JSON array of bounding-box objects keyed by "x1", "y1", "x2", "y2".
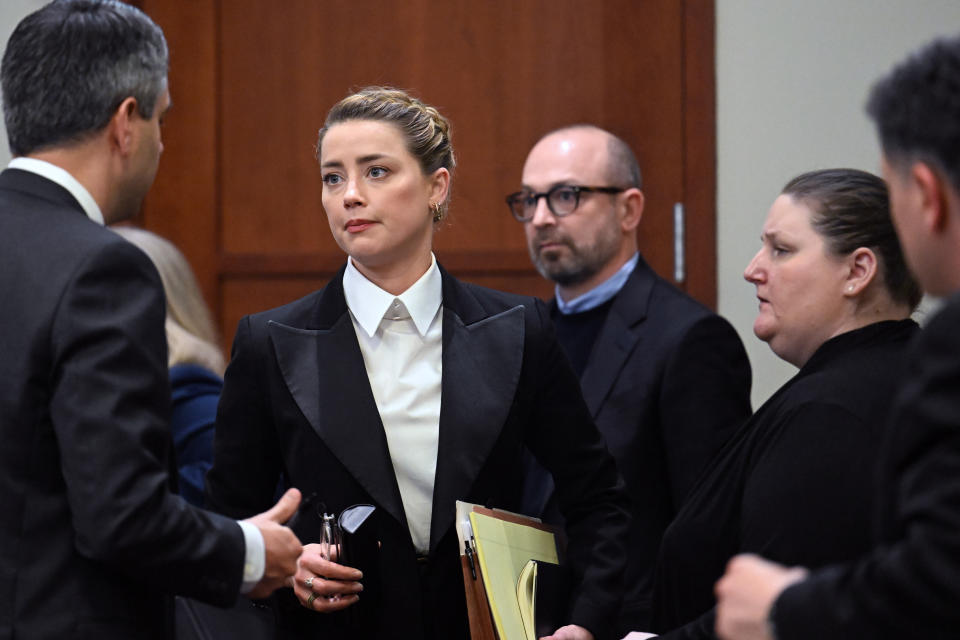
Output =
[{"x1": 137, "y1": 0, "x2": 716, "y2": 353}]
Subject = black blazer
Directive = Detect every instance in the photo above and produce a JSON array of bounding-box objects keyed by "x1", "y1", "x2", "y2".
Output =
[
  {"x1": 653, "y1": 319, "x2": 919, "y2": 639},
  {"x1": 205, "y1": 265, "x2": 631, "y2": 640},
  {"x1": 0, "y1": 169, "x2": 244, "y2": 639},
  {"x1": 522, "y1": 257, "x2": 752, "y2": 631},
  {"x1": 773, "y1": 296, "x2": 960, "y2": 639}
]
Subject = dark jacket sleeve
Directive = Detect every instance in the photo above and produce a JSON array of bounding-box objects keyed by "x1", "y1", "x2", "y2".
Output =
[
  {"x1": 773, "y1": 305, "x2": 960, "y2": 640},
  {"x1": 205, "y1": 314, "x2": 285, "y2": 518},
  {"x1": 660, "y1": 315, "x2": 752, "y2": 508},
  {"x1": 50, "y1": 240, "x2": 244, "y2": 604},
  {"x1": 523, "y1": 299, "x2": 632, "y2": 640}
]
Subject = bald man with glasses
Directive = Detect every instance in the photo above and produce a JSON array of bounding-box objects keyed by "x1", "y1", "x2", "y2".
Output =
[{"x1": 511, "y1": 125, "x2": 752, "y2": 635}]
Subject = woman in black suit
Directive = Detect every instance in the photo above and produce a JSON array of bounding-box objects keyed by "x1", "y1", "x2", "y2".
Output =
[
  {"x1": 648, "y1": 169, "x2": 923, "y2": 639},
  {"x1": 206, "y1": 87, "x2": 629, "y2": 640}
]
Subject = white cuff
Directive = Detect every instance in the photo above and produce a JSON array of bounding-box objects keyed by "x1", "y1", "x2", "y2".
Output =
[{"x1": 237, "y1": 519, "x2": 265, "y2": 594}]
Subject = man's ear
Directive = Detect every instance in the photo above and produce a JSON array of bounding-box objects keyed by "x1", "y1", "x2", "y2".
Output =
[
  {"x1": 108, "y1": 96, "x2": 139, "y2": 155},
  {"x1": 912, "y1": 162, "x2": 948, "y2": 234},
  {"x1": 842, "y1": 247, "x2": 878, "y2": 297},
  {"x1": 620, "y1": 187, "x2": 644, "y2": 232}
]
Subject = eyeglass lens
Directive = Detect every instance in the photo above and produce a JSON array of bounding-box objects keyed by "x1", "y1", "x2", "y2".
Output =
[{"x1": 509, "y1": 185, "x2": 581, "y2": 220}]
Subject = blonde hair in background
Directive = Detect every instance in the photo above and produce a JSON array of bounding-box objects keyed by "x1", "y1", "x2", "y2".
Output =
[{"x1": 111, "y1": 227, "x2": 226, "y2": 376}]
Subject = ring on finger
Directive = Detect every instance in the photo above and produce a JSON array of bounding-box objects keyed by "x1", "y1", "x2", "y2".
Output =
[
  {"x1": 306, "y1": 592, "x2": 319, "y2": 608},
  {"x1": 304, "y1": 576, "x2": 314, "y2": 589}
]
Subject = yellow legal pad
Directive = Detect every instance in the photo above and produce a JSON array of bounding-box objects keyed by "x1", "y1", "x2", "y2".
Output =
[{"x1": 468, "y1": 511, "x2": 559, "y2": 640}]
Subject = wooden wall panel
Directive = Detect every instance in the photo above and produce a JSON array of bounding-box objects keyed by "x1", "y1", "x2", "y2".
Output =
[
  {"x1": 683, "y1": 0, "x2": 719, "y2": 308},
  {"x1": 221, "y1": 277, "x2": 328, "y2": 355},
  {"x1": 140, "y1": 0, "x2": 715, "y2": 352},
  {"x1": 215, "y1": 1, "x2": 684, "y2": 263},
  {"x1": 137, "y1": 0, "x2": 219, "y2": 309}
]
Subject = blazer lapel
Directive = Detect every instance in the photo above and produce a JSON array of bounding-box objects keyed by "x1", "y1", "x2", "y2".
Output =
[
  {"x1": 578, "y1": 259, "x2": 655, "y2": 416},
  {"x1": 429, "y1": 275, "x2": 526, "y2": 552},
  {"x1": 266, "y1": 278, "x2": 408, "y2": 531}
]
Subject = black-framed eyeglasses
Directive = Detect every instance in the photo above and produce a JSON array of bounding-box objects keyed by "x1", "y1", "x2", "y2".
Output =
[{"x1": 505, "y1": 184, "x2": 626, "y2": 222}]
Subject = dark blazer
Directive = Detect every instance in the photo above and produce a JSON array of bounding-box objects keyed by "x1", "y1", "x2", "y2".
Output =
[
  {"x1": 773, "y1": 296, "x2": 960, "y2": 639},
  {"x1": 652, "y1": 319, "x2": 919, "y2": 639},
  {"x1": 205, "y1": 265, "x2": 631, "y2": 640},
  {"x1": 0, "y1": 169, "x2": 244, "y2": 640},
  {"x1": 522, "y1": 257, "x2": 752, "y2": 631}
]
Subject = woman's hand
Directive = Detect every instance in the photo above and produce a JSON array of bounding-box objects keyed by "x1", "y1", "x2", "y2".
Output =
[{"x1": 290, "y1": 543, "x2": 363, "y2": 613}]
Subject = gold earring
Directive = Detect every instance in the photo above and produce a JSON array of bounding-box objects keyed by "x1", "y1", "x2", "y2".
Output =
[{"x1": 431, "y1": 202, "x2": 443, "y2": 222}]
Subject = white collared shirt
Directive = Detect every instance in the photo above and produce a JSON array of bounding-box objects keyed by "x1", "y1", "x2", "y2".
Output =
[
  {"x1": 8, "y1": 157, "x2": 105, "y2": 224},
  {"x1": 343, "y1": 255, "x2": 443, "y2": 554}
]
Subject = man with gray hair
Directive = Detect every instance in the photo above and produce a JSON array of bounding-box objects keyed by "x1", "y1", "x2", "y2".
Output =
[
  {"x1": 511, "y1": 125, "x2": 752, "y2": 633},
  {"x1": 0, "y1": 2, "x2": 302, "y2": 637}
]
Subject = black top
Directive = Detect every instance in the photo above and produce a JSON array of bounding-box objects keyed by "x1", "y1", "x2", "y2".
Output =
[
  {"x1": 551, "y1": 299, "x2": 615, "y2": 379},
  {"x1": 652, "y1": 319, "x2": 919, "y2": 639},
  {"x1": 774, "y1": 294, "x2": 960, "y2": 639}
]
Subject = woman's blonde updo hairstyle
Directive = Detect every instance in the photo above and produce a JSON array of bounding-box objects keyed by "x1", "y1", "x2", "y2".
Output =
[{"x1": 316, "y1": 86, "x2": 456, "y2": 220}]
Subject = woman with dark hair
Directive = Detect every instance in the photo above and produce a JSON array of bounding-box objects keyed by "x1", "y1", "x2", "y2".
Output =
[
  {"x1": 205, "y1": 87, "x2": 629, "y2": 640},
  {"x1": 646, "y1": 168, "x2": 922, "y2": 639}
]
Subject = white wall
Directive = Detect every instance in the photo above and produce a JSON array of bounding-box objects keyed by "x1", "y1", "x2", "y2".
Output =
[
  {"x1": 0, "y1": 0, "x2": 46, "y2": 165},
  {"x1": 716, "y1": 1, "x2": 960, "y2": 407}
]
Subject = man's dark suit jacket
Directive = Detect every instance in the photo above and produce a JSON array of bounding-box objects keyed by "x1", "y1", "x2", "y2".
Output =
[
  {"x1": 772, "y1": 293, "x2": 960, "y2": 638},
  {"x1": 205, "y1": 265, "x2": 631, "y2": 640},
  {"x1": 0, "y1": 169, "x2": 245, "y2": 639},
  {"x1": 522, "y1": 257, "x2": 752, "y2": 632}
]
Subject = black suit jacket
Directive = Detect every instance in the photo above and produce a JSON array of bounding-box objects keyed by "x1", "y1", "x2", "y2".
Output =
[
  {"x1": 773, "y1": 294, "x2": 960, "y2": 638},
  {"x1": 522, "y1": 257, "x2": 752, "y2": 631},
  {"x1": 0, "y1": 169, "x2": 244, "y2": 639},
  {"x1": 205, "y1": 265, "x2": 631, "y2": 640}
]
